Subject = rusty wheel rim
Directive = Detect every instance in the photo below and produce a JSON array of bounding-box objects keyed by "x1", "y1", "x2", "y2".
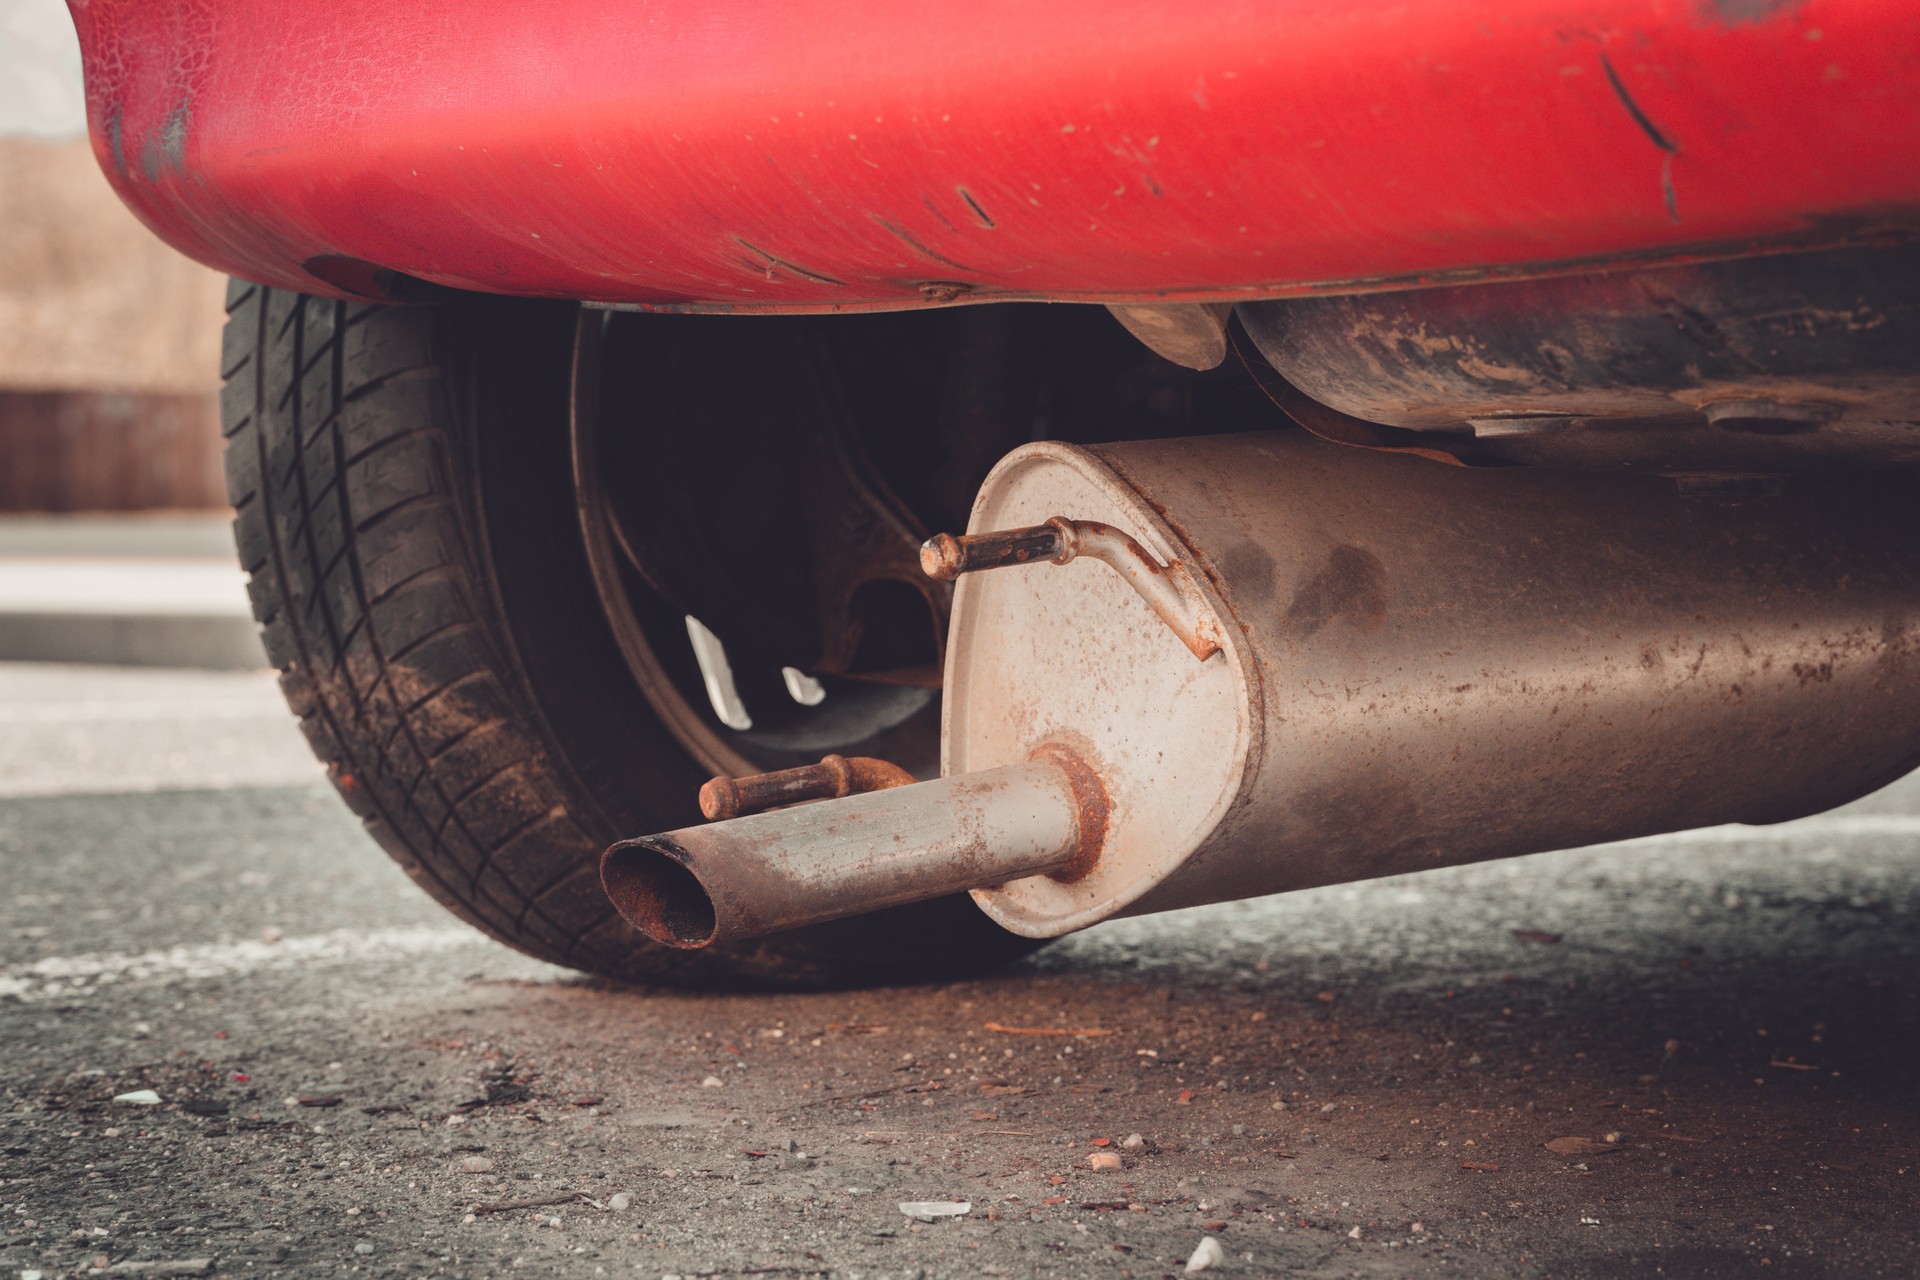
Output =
[{"x1": 567, "y1": 309, "x2": 942, "y2": 780}]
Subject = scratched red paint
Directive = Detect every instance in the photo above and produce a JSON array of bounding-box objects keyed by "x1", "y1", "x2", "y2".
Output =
[{"x1": 66, "y1": 0, "x2": 1920, "y2": 309}]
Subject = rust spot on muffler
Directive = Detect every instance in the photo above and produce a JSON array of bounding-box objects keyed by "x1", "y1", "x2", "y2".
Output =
[{"x1": 1030, "y1": 742, "x2": 1110, "y2": 883}]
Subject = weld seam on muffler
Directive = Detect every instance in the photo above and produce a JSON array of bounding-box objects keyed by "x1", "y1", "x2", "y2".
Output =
[{"x1": 600, "y1": 753, "x2": 1103, "y2": 949}]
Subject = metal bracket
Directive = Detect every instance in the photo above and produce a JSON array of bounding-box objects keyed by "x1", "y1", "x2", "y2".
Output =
[{"x1": 920, "y1": 517, "x2": 1223, "y2": 661}]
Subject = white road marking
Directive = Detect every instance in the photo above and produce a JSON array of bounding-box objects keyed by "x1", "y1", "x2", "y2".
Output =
[{"x1": 0, "y1": 925, "x2": 490, "y2": 1003}]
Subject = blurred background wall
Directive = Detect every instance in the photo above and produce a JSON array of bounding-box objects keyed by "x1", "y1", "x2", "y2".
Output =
[{"x1": 0, "y1": 0, "x2": 229, "y2": 511}]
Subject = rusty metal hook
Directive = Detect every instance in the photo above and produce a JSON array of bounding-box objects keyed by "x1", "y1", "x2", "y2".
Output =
[{"x1": 920, "y1": 517, "x2": 1223, "y2": 661}]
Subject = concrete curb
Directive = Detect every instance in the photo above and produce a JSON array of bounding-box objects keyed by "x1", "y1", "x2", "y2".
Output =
[
  {"x1": 0, "y1": 516, "x2": 265, "y2": 669},
  {"x1": 0, "y1": 610, "x2": 264, "y2": 668}
]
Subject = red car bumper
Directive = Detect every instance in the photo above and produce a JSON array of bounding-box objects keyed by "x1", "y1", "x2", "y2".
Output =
[{"x1": 72, "y1": 0, "x2": 1920, "y2": 310}]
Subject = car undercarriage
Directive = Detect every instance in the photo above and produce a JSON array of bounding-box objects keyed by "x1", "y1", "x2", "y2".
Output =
[{"x1": 64, "y1": 0, "x2": 1920, "y2": 981}]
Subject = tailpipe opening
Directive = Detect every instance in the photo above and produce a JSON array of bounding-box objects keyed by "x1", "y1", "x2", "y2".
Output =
[{"x1": 600, "y1": 838, "x2": 719, "y2": 949}]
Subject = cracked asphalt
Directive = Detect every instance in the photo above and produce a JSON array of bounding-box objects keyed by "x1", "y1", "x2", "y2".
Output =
[{"x1": 1, "y1": 663, "x2": 1916, "y2": 1278}]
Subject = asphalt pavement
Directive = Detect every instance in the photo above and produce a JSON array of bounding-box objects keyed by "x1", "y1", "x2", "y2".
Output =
[{"x1": 2, "y1": 662, "x2": 1917, "y2": 1279}]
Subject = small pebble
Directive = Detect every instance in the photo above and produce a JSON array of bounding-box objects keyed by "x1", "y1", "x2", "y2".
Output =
[
  {"x1": 354, "y1": 1242, "x2": 374, "y2": 1256},
  {"x1": 1231, "y1": 1124, "x2": 1247, "y2": 1136},
  {"x1": 609, "y1": 1193, "x2": 633, "y2": 1211},
  {"x1": 461, "y1": 1156, "x2": 494, "y2": 1173},
  {"x1": 111, "y1": 1089, "x2": 161, "y2": 1107},
  {"x1": 1348, "y1": 1226, "x2": 1363, "y2": 1240},
  {"x1": 701, "y1": 1076, "x2": 725, "y2": 1088},
  {"x1": 1088, "y1": 1151, "x2": 1123, "y2": 1171},
  {"x1": 1121, "y1": 1133, "x2": 1145, "y2": 1149},
  {"x1": 1185, "y1": 1235, "x2": 1226, "y2": 1273}
]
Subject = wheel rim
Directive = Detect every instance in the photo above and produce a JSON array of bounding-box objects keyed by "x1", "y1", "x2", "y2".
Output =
[{"x1": 567, "y1": 309, "x2": 943, "y2": 781}]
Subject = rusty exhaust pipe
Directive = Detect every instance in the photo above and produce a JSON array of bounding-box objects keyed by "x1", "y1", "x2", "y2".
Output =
[
  {"x1": 600, "y1": 752, "x2": 1105, "y2": 949},
  {"x1": 605, "y1": 430, "x2": 1920, "y2": 948}
]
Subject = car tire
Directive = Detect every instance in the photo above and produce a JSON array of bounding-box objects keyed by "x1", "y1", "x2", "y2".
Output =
[{"x1": 218, "y1": 280, "x2": 1039, "y2": 985}]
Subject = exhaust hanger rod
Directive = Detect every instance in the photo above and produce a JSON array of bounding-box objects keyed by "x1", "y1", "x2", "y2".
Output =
[{"x1": 920, "y1": 517, "x2": 1223, "y2": 661}]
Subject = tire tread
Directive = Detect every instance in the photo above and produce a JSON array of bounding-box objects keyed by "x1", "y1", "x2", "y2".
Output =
[{"x1": 220, "y1": 286, "x2": 633, "y2": 973}]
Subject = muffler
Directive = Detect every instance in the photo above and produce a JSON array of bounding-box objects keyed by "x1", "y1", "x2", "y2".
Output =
[{"x1": 603, "y1": 431, "x2": 1920, "y2": 948}]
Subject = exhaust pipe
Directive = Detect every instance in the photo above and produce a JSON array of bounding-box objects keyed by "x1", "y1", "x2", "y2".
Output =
[
  {"x1": 601, "y1": 750, "x2": 1107, "y2": 949},
  {"x1": 604, "y1": 431, "x2": 1920, "y2": 947}
]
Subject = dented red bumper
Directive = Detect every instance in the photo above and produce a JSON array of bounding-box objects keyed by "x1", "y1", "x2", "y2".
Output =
[{"x1": 70, "y1": 0, "x2": 1920, "y2": 310}]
